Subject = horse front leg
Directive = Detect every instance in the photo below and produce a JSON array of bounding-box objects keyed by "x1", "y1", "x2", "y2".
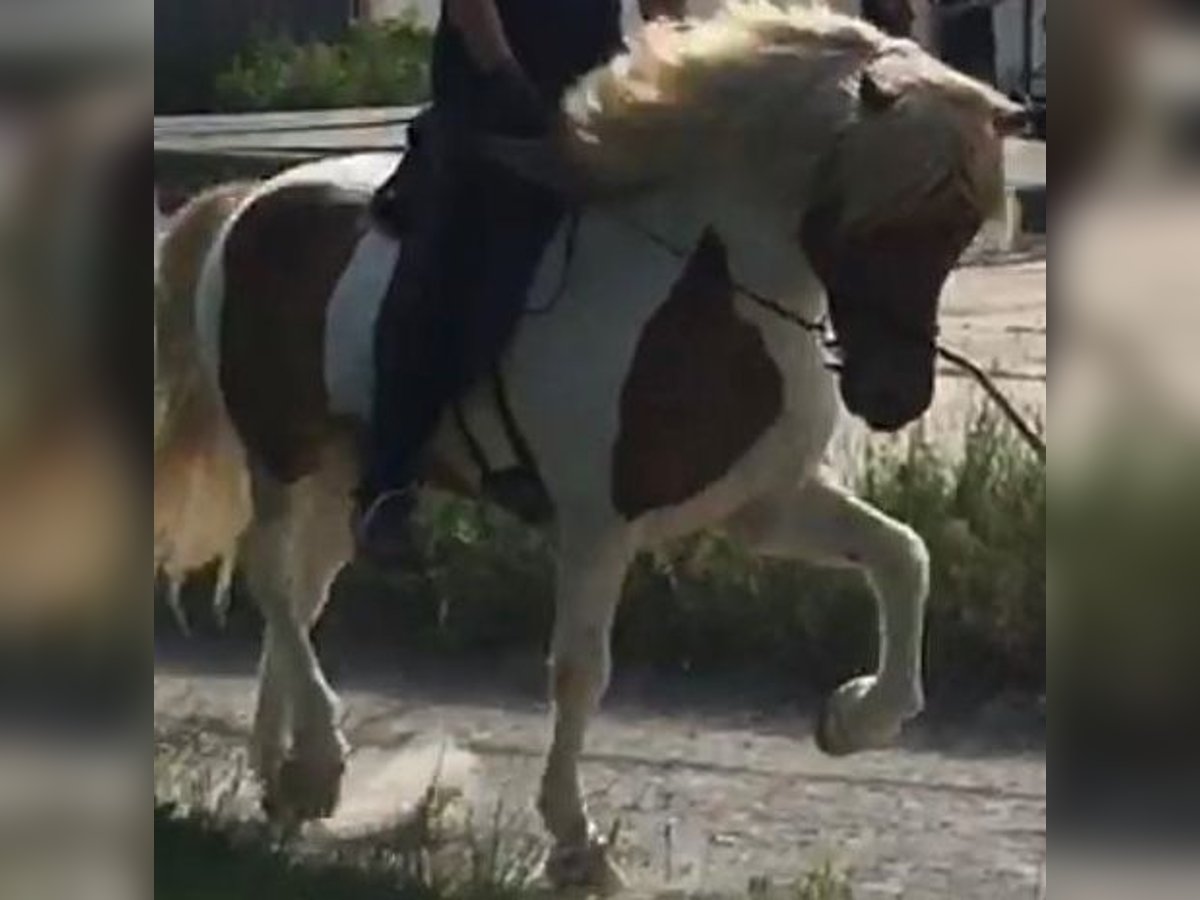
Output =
[
  {"x1": 727, "y1": 473, "x2": 929, "y2": 754},
  {"x1": 537, "y1": 526, "x2": 632, "y2": 892}
]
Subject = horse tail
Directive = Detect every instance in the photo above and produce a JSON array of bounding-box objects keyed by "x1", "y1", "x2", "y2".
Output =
[{"x1": 154, "y1": 181, "x2": 257, "y2": 629}]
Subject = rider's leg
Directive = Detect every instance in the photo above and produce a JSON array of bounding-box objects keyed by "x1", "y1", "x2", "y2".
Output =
[
  {"x1": 357, "y1": 15, "x2": 485, "y2": 561},
  {"x1": 449, "y1": 0, "x2": 624, "y2": 376},
  {"x1": 357, "y1": 0, "x2": 626, "y2": 557},
  {"x1": 355, "y1": 213, "x2": 478, "y2": 561}
]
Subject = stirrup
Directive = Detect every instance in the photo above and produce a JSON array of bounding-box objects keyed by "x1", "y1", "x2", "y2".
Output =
[{"x1": 352, "y1": 489, "x2": 424, "y2": 572}]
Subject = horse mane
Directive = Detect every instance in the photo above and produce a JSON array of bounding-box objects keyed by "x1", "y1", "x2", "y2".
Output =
[{"x1": 564, "y1": 1, "x2": 1013, "y2": 217}]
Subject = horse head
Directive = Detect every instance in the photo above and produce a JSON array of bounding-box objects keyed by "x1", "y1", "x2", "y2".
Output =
[{"x1": 799, "y1": 43, "x2": 1024, "y2": 430}]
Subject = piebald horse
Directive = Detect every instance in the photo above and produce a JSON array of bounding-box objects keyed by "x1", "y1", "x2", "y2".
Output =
[{"x1": 155, "y1": 4, "x2": 1020, "y2": 888}]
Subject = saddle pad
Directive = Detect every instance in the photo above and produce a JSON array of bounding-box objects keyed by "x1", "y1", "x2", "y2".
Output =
[
  {"x1": 324, "y1": 228, "x2": 400, "y2": 420},
  {"x1": 325, "y1": 212, "x2": 575, "y2": 422}
]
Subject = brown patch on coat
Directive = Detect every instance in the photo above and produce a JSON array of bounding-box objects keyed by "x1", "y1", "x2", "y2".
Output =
[
  {"x1": 612, "y1": 229, "x2": 783, "y2": 518},
  {"x1": 219, "y1": 184, "x2": 365, "y2": 482}
]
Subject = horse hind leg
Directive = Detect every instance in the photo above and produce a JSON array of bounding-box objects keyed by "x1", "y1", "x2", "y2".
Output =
[
  {"x1": 537, "y1": 525, "x2": 632, "y2": 892},
  {"x1": 726, "y1": 473, "x2": 929, "y2": 754},
  {"x1": 241, "y1": 453, "x2": 355, "y2": 824}
]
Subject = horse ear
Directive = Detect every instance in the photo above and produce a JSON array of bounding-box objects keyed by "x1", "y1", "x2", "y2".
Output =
[{"x1": 859, "y1": 70, "x2": 899, "y2": 113}]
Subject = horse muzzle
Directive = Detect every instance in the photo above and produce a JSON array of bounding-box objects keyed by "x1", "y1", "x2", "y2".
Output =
[{"x1": 839, "y1": 354, "x2": 934, "y2": 432}]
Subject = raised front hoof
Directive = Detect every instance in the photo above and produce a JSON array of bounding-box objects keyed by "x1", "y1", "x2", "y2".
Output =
[
  {"x1": 813, "y1": 691, "x2": 856, "y2": 758},
  {"x1": 539, "y1": 838, "x2": 626, "y2": 895},
  {"x1": 261, "y1": 754, "x2": 346, "y2": 824},
  {"x1": 814, "y1": 675, "x2": 919, "y2": 757}
]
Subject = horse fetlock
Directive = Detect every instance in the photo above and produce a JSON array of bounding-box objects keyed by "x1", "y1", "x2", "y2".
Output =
[
  {"x1": 272, "y1": 751, "x2": 346, "y2": 822},
  {"x1": 893, "y1": 676, "x2": 926, "y2": 720},
  {"x1": 250, "y1": 737, "x2": 284, "y2": 784},
  {"x1": 293, "y1": 691, "x2": 347, "y2": 750},
  {"x1": 292, "y1": 719, "x2": 350, "y2": 774},
  {"x1": 541, "y1": 831, "x2": 626, "y2": 894},
  {"x1": 537, "y1": 773, "x2": 590, "y2": 847}
]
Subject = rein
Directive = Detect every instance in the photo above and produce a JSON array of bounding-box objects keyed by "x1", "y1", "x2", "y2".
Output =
[{"x1": 546, "y1": 207, "x2": 1046, "y2": 463}]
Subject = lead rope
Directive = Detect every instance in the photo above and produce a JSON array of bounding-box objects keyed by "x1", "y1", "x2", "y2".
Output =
[{"x1": 933, "y1": 344, "x2": 1046, "y2": 462}]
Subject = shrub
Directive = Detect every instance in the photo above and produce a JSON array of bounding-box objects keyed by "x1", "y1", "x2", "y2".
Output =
[{"x1": 214, "y1": 17, "x2": 432, "y2": 112}]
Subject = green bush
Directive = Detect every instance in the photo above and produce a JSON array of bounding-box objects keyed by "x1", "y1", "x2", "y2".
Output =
[{"x1": 214, "y1": 17, "x2": 432, "y2": 112}]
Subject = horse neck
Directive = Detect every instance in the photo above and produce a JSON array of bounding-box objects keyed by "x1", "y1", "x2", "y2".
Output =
[{"x1": 604, "y1": 177, "x2": 826, "y2": 325}]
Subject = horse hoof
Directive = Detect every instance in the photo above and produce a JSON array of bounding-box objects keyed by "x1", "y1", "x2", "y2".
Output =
[
  {"x1": 541, "y1": 837, "x2": 626, "y2": 894},
  {"x1": 815, "y1": 675, "x2": 917, "y2": 756},
  {"x1": 814, "y1": 691, "x2": 854, "y2": 757},
  {"x1": 270, "y1": 754, "x2": 346, "y2": 821}
]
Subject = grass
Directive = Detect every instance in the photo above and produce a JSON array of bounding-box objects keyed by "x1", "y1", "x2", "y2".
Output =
[
  {"x1": 154, "y1": 803, "x2": 857, "y2": 900},
  {"x1": 154, "y1": 754, "x2": 854, "y2": 900},
  {"x1": 214, "y1": 16, "x2": 432, "y2": 113},
  {"x1": 154, "y1": 730, "x2": 543, "y2": 900}
]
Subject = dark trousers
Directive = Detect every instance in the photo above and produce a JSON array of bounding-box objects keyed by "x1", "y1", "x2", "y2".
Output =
[{"x1": 362, "y1": 0, "x2": 622, "y2": 501}]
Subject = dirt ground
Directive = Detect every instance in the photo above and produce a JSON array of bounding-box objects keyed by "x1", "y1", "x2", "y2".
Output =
[{"x1": 155, "y1": 655, "x2": 1045, "y2": 900}]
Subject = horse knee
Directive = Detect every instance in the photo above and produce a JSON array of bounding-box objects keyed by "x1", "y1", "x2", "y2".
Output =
[{"x1": 865, "y1": 522, "x2": 928, "y2": 599}]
